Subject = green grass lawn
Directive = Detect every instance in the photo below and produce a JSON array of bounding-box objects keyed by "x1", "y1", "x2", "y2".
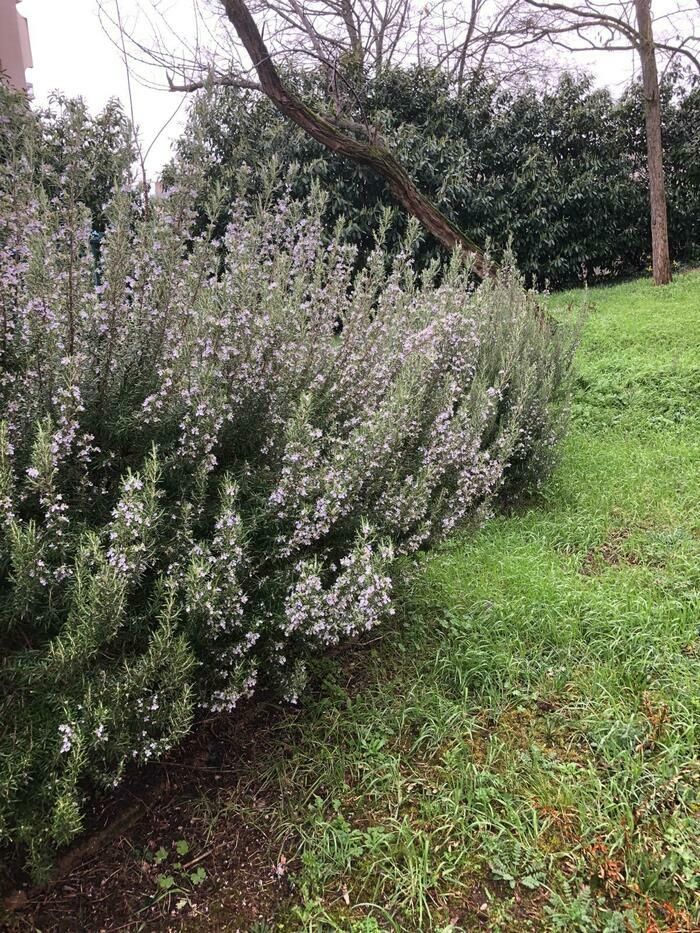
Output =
[
  {"x1": 222, "y1": 271, "x2": 699, "y2": 932},
  {"x1": 19, "y1": 272, "x2": 697, "y2": 932}
]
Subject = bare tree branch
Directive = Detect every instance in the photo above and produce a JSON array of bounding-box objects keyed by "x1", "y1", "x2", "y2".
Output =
[{"x1": 167, "y1": 71, "x2": 262, "y2": 91}]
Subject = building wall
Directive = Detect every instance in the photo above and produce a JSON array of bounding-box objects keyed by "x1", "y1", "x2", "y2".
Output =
[{"x1": 0, "y1": 0, "x2": 33, "y2": 91}]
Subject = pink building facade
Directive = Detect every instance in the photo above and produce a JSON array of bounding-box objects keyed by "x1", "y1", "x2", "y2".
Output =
[{"x1": 0, "y1": 0, "x2": 32, "y2": 91}]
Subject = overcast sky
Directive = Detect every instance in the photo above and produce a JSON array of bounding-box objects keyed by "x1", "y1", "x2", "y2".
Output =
[
  {"x1": 19, "y1": 0, "x2": 197, "y2": 173},
  {"x1": 18, "y1": 1, "x2": 640, "y2": 178}
]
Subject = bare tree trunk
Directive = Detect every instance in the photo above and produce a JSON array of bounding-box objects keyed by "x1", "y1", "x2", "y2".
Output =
[
  {"x1": 220, "y1": 0, "x2": 490, "y2": 277},
  {"x1": 634, "y1": 0, "x2": 672, "y2": 285}
]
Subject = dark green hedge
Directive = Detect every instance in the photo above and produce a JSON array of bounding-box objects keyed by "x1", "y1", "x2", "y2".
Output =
[{"x1": 170, "y1": 68, "x2": 700, "y2": 287}]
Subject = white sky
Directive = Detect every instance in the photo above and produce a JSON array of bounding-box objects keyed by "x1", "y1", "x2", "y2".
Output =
[
  {"x1": 19, "y1": 0, "x2": 198, "y2": 174},
  {"x1": 18, "y1": 1, "x2": 640, "y2": 178}
]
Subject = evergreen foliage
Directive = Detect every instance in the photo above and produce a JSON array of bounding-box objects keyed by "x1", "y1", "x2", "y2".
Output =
[{"x1": 169, "y1": 68, "x2": 700, "y2": 286}]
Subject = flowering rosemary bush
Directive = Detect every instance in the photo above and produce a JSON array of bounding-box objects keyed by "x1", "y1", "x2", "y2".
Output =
[{"x1": 0, "y1": 93, "x2": 573, "y2": 875}]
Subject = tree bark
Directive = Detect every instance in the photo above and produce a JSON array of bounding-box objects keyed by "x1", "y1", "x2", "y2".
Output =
[
  {"x1": 634, "y1": 0, "x2": 672, "y2": 285},
  {"x1": 220, "y1": 0, "x2": 490, "y2": 278}
]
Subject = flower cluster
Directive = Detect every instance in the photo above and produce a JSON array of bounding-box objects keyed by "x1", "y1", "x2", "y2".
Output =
[{"x1": 284, "y1": 528, "x2": 394, "y2": 648}]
